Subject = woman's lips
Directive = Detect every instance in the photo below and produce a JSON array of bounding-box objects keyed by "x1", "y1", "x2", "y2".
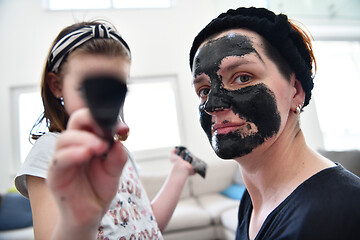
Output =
[{"x1": 212, "y1": 122, "x2": 245, "y2": 135}]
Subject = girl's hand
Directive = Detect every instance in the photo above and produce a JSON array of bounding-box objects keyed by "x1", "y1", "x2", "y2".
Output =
[
  {"x1": 46, "y1": 108, "x2": 129, "y2": 231},
  {"x1": 169, "y1": 149, "x2": 196, "y2": 177}
]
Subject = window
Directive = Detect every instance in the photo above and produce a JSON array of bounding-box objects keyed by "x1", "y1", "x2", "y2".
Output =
[
  {"x1": 13, "y1": 75, "x2": 182, "y2": 163},
  {"x1": 45, "y1": 0, "x2": 173, "y2": 10},
  {"x1": 313, "y1": 41, "x2": 360, "y2": 151},
  {"x1": 123, "y1": 76, "x2": 182, "y2": 158},
  {"x1": 113, "y1": 0, "x2": 172, "y2": 9},
  {"x1": 47, "y1": 0, "x2": 111, "y2": 10},
  {"x1": 11, "y1": 86, "x2": 44, "y2": 165}
]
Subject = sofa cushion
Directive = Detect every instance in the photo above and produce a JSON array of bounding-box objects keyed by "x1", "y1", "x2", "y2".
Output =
[
  {"x1": 163, "y1": 226, "x2": 216, "y2": 240},
  {"x1": 0, "y1": 193, "x2": 32, "y2": 231},
  {"x1": 164, "y1": 198, "x2": 212, "y2": 232},
  {"x1": 191, "y1": 161, "x2": 239, "y2": 196},
  {"x1": 233, "y1": 167, "x2": 245, "y2": 185},
  {"x1": 221, "y1": 207, "x2": 238, "y2": 235},
  {"x1": 140, "y1": 170, "x2": 191, "y2": 200},
  {"x1": 221, "y1": 184, "x2": 246, "y2": 200},
  {"x1": 197, "y1": 193, "x2": 239, "y2": 224},
  {"x1": 222, "y1": 227, "x2": 236, "y2": 240},
  {"x1": 0, "y1": 227, "x2": 34, "y2": 240}
]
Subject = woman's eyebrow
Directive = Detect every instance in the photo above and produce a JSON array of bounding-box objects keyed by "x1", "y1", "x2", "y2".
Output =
[
  {"x1": 219, "y1": 56, "x2": 264, "y2": 73},
  {"x1": 253, "y1": 47, "x2": 264, "y2": 63},
  {"x1": 223, "y1": 59, "x2": 257, "y2": 71},
  {"x1": 192, "y1": 75, "x2": 209, "y2": 85}
]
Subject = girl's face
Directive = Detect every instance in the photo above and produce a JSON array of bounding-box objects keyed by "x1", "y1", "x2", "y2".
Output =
[
  {"x1": 192, "y1": 29, "x2": 297, "y2": 159},
  {"x1": 60, "y1": 54, "x2": 130, "y2": 116}
]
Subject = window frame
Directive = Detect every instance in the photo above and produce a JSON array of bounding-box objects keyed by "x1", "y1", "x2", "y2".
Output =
[
  {"x1": 44, "y1": 0, "x2": 174, "y2": 11},
  {"x1": 124, "y1": 74, "x2": 185, "y2": 161},
  {"x1": 11, "y1": 84, "x2": 41, "y2": 172},
  {"x1": 303, "y1": 22, "x2": 360, "y2": 151},
  {"x1": 11, "y1": 74, "x2": 185, "y2": 169},
  {"x1": 310, "y1": 40, "x2": 360, "y2": 151}
]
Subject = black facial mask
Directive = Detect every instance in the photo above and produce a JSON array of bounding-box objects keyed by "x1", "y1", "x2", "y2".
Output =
[{"x1": 193, "y1": 34, "x2": 281, "y2": 159}]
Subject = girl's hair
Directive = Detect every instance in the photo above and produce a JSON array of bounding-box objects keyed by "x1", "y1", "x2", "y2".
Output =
[
  {"x1": 189, "y1": 7, "x2": 316, "y2": 108},
  {"x1": 31, "y1": 21, "x2": 131, "y2": 140}
]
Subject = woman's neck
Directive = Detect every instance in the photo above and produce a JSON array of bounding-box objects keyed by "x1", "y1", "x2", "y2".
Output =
[{"x1": 237, "y1": 129, "x2": 335, "y2": 239}]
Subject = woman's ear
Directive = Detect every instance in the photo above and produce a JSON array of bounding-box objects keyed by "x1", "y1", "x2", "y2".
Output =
[
  {"x1": 46, "y1": 72, "x2": 63, "y2": 98},
  {"x1": 291, "y1": 75, "x2": 305, "y2": 113}
]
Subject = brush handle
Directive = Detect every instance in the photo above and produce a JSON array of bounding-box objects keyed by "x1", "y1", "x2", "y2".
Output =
[{"x1": 175, "y1": 146, "x2": 207, "y2": 178}]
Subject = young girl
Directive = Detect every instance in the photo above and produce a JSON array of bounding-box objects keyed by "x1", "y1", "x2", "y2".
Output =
[{"x1": 15, "y1": 20, "x2": 194, "y2": 240}]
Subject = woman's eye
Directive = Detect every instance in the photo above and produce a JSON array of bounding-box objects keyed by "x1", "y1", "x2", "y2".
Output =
[
  {"x1": 234, "y1": 74, "x2": 252, "y2": 83},
  {"x1": 198, "y1": 88, "x2": 210, "y2": 98}
]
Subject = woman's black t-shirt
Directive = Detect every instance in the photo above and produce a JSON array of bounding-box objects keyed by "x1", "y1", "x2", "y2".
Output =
[{"x1": 236, "y1": 165, "x2": 360, "y2": 240}]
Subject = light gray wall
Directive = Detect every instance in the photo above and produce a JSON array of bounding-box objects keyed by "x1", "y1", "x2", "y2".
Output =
[{"x1": 0, "y1": 0, "x2": 333, "y2": 192}]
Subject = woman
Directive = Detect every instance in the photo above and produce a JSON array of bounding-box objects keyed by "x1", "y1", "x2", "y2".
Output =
[{"x1": 189, "y1": 7, "x2": 360, "y2": 240}]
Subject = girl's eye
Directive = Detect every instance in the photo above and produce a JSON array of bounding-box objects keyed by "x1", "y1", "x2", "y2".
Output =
[
  {"x1": 234, "y1": 74, "x2": 252, "y2": 83},
  {"x1": 198, "y1": 88, "x2": 210, "y2": 98}
]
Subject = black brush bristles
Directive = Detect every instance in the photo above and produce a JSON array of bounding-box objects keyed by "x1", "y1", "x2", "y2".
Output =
[{"x1": 81, "y1": 74, "x2": 127, "y2": 143}]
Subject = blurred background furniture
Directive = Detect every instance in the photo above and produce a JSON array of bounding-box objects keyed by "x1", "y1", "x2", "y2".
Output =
[{"x1": 0, "y1": 191, "x2": 33, "y2": 240}]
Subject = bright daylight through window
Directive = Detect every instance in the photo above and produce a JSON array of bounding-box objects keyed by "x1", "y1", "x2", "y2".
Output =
[
  {"x1": 313, "y1": 41, "x2": 360, "y2": 151},
  {"x1": 46, "y1": 0, "x2": 172, "y2": 10},
  {"x1": 14, "y1": 76, "x2": 181, "y2": 163}
]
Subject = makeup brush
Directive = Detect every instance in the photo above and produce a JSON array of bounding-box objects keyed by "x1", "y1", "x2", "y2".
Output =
[
  {"x1": 175, "y1": 146, "x2": 207, "y2": 178},
  {"x1": 80, "y1": 74, "x2": 127, "y2": 144}
]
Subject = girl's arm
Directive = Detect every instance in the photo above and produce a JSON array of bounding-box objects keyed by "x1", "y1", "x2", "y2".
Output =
[
  {"x1": 29, "y1": 108, "x2": 129, "y2": 240},
  {"x1": 150, "y1": 150, "x2": 195, "y2": 231},
  {"x1": 28, "y1": 175, "x2": 99, "y2": 240},
  {"x1": 27, "y1": 176, "x2": 59, "y2": 240}
]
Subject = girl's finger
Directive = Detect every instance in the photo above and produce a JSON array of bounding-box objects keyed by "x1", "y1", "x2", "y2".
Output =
[
  {"x1": 101, "y1": 141, "x2": 128, "y2": 178},
  {"x1": 55, "y1": 130, "x2": 108, "y2": 154},
  {"x1": 67, "y1": 108, "x2": 105, "y2": 136},
  {"x1": 47, "y1": 145, "x2": 93, "y2": 189}
]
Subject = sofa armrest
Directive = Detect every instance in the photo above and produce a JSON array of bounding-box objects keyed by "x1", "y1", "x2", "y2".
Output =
[
  {"x1": 318, "y1": 149, "x2": 360, "y2": 177},
  {"x1": 191, "y1": 161, "x2": 239, "y2": 196},
  {"x1": 140, "y1": 171, "x2": 192, "y2": 200}
]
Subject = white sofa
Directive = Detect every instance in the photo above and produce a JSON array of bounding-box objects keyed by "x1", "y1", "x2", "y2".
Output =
[
  {"x1": 140, "y1": 160, "x2": 243, "y2": 240},
  {"x1": 5, "y1": 150, "x2": 359, "y2": 240},
  {"x1": 0, "y1": 160, "x2": 242, "y2": 240},
  {"x1": 140, "y1": 150, "x2": 360, "y2": 240},
  {"x1": 0, "y1": 227, "x2": 34, "y2": 240}
]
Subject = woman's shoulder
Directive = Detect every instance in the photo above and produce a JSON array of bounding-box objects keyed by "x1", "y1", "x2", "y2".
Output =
[
  {"x1": 267, "y1": 167, "x2": 360, "y2": 239},
  {"x1": 309, "y1": 164, "x2": 360, "y2": 191},
  {"x1": 288, "y1": 165, "x2": 360, "y2": 213}
]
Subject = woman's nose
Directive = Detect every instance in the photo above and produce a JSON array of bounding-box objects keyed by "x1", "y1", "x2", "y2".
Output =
[{"x1": 201, "y1": 89, "x2": 231, "y2": 114}]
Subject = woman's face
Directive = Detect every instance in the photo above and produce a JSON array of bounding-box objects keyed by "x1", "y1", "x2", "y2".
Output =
[
  {"x1": 192, "y1": 29, "x2": 296, "y2": 159},
  {"x1": 60, "y1": 54, "x2": 130, "y2": 116}
]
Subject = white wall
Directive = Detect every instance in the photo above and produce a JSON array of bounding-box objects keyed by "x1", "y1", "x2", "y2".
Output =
[{"x1": 0, "y1": 0, "x2": 336, "y2": 192}]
